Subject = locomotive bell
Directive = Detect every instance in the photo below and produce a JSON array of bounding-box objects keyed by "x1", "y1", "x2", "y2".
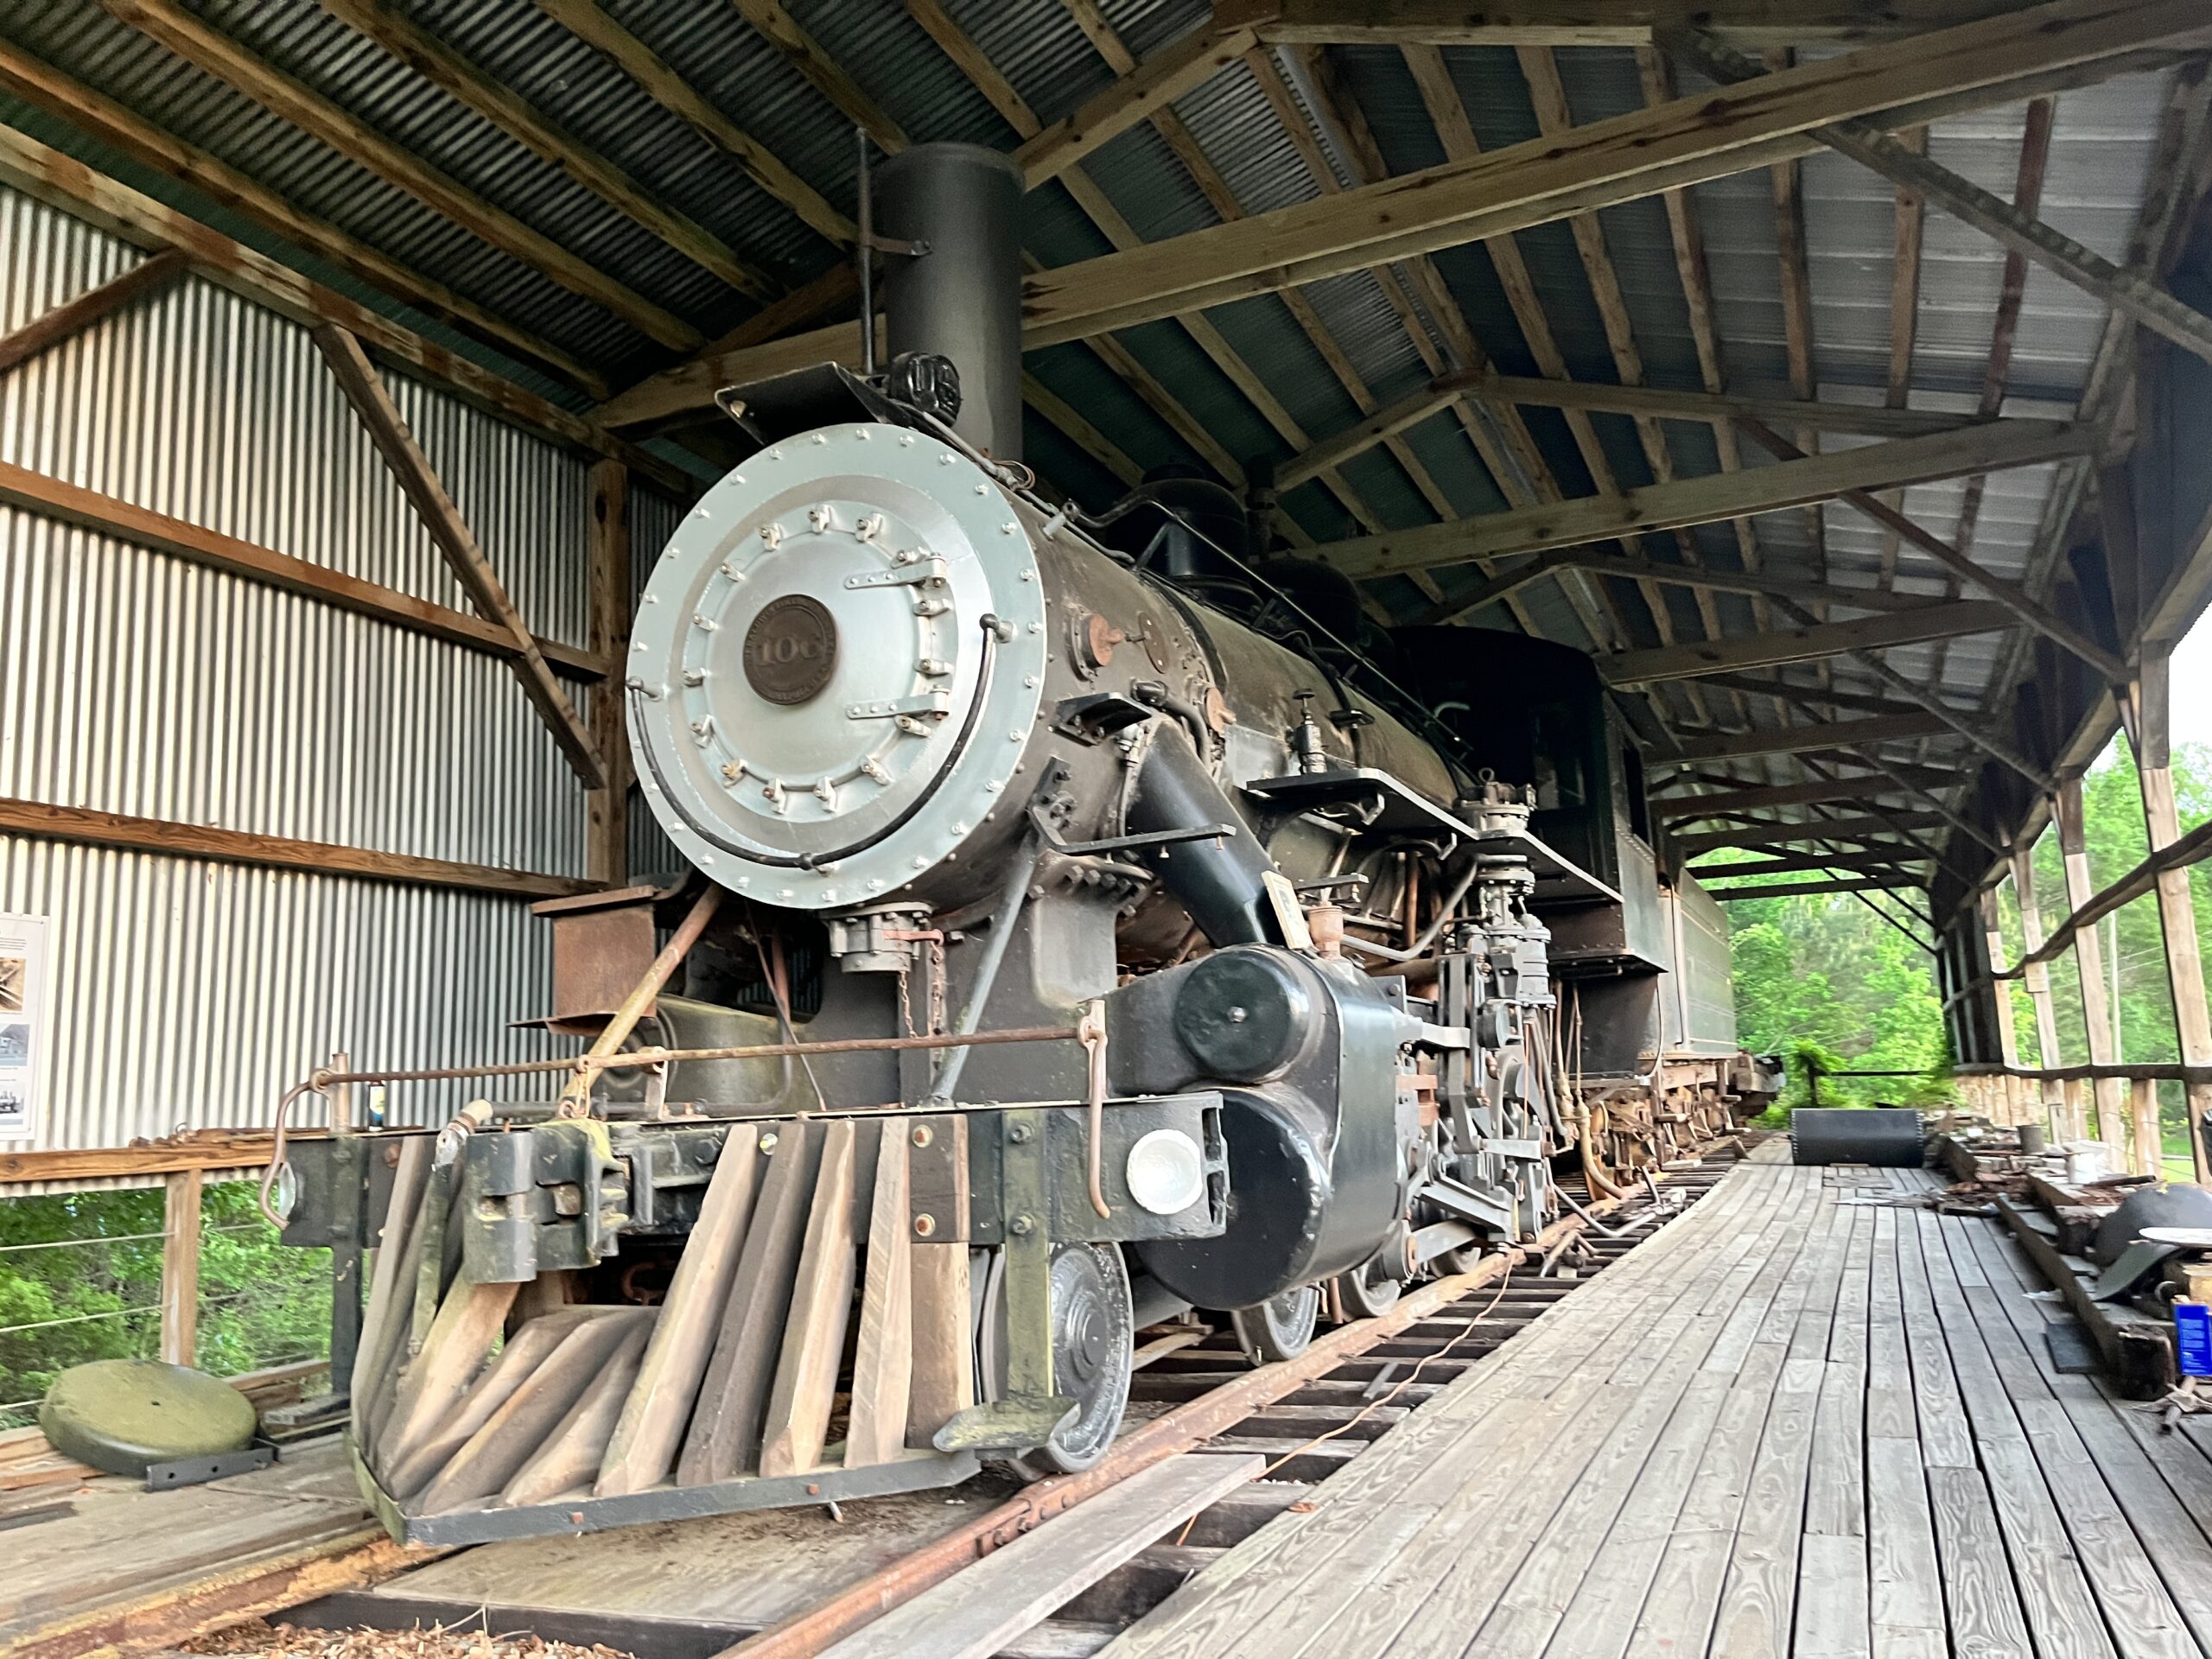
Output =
[{"x1": 626, "y1": 425, "x2": 1050, "y2": 906}]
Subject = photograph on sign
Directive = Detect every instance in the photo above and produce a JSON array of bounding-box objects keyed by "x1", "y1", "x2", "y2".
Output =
[{"x1": 0, "y1": 915, "x2": 47, "y2": 1141}]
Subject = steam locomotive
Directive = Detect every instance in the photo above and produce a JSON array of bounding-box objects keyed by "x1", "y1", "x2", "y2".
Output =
[{"x1": 280, "y1": 146, "x2": 1772, "y2": 1546}]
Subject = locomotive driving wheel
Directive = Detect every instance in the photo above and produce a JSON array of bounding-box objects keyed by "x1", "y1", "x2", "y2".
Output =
[
  {"x1": 979, "y1": 1243, "x2": 1135, "y2": 1477},
  {"x1": 1230, "y1": 1283, "x2": 1319, "y2": 1364}
]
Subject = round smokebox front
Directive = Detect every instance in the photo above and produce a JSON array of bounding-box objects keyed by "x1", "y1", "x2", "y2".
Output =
[{"x1": 626, "y1": 425, "x2": 1049, "y2": 907}]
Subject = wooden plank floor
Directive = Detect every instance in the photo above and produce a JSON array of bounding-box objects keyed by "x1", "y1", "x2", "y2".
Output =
[{"x1": 1103, "y1": 1146, "x2": 2212, "y2": 1659}]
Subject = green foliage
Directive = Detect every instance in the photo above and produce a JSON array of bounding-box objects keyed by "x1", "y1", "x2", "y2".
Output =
[
  {"x1": 1719, "y1": 740, "x2": 2212, "y2": 1153},
  {"x1": 1717, "y1": 878, "x2": 1953, "y2": 1118},
  {"x1": 0, "y1": 1179, "x2": 330, "y2": 1426}
]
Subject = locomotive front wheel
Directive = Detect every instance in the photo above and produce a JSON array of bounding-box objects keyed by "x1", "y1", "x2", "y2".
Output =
[
  {"x1": 1335, "y1": 1254, "x2": 1404, "y2": 1320},
  {"x1": 1230, "y1": 1284, "x2": 1320, "y2": 1365},
  {"x1": 981, "y1": 1243, "x2": 1135, "y2": 1478}
]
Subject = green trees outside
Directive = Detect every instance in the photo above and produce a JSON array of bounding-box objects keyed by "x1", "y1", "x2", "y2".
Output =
[
  {"x1": 1715, "y1": 741, "x2": 2212, "y2": 1150},
  {"x1": 0, "y1": 1179, "x2": 329, "y2": 1426}
]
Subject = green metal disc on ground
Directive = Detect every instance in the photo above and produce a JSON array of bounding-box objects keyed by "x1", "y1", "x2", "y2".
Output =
[{"x1": 39, "y1": 1357, "x2": 257, "y2": 1477}]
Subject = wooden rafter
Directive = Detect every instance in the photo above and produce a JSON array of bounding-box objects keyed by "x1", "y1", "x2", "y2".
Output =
[
  {"x1": 893, "y1": 0, "x2": 1370, "y2": 559},
  {"x1": 100, "y1": 0, "x2": 704, "y2": 350},
  {"x1": 0, "y1": 37, "x2": 613, "y2": 397},
  {"x1": 1735, "y1": 417, "x2": 2123, "y2": 679},
  {"x1": 1601, "y1": 601, "x2": 2012, "y2": 684},
  {"x1": 1317, "y1": 420, "x2": 2093, "y2": 580},
  {"x1": 1247, "y1": 1, "x2": 2031, "y2": 48},
  {"x1": 1226, "y1": 41, "x2": 1539, "y2": 620},
  {"x1": 1516, "y1": 44, "x2": 1716, "y2": 667},
  {"x1": 0, "y1": 120, "x2": 690, "y2": 493},
  {"x1": 1294, "y1": 43, "x2": 1620, "y2": 648},
  {"x1": 1688, "y1": 847, "x2": 1925, "y2": 878},
  {"x1": 0, "y1": 247, "x2": 184, "y2": 374},
  {"x1": 727, "y1": 0, "x2": 908, "y2": 152},
  {"x1": 1704, "y1": 874, "x2": 1920, "y2": 898},
  {"x1": 534, "y1": 0, "x2": 853, "y2": 248},
  {"x1": 1672, "y1": 712, "x2": 1953, "y2": 760},
  {"x1": 318, "y1": 0, "x2": 779, "y2": 302},
  {"x1": 1672, "y1": 811, "x2": 1948, "y2": 855},
  {"x1": 1418, "y1": 549, "x2": 1950, "y2": 625},
  {"x1": 315, "y1": 324, "x2": 608, "y2": 791},
  {"x1": 1012, "y1": 16, "x2": 1261, "y2": 186},
  {"x1": 1280, "y1": 371, "x2": 1980, "y2": 489},
  {"x1": 1655, "y1": 777, "x2": 1929, "y2": 819}
]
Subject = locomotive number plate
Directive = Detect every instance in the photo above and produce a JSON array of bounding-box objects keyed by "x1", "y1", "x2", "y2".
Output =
[{"x1": 742, "y1": 594, "x2": 838, "y2": 704}]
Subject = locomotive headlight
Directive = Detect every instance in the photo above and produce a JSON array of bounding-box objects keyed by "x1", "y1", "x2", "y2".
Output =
[{"x1": 1126, "y1": 1128, "x2": 1205, "y2": 1216}]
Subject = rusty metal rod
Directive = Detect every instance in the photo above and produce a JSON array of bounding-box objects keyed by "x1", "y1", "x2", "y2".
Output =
[{"x1": 303, "y1": 1025, "x2": 1084, "y2": 1090}]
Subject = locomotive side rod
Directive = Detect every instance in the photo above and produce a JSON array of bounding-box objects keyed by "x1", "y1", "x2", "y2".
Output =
[{"x1": 711, "y1": 1136, "x2": 1737, "y2": 1659}]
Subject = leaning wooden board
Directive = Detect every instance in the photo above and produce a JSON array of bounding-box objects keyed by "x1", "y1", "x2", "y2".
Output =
[{"x1": 813, "y1": 1455, "x2": 1263, "y2": 1659}]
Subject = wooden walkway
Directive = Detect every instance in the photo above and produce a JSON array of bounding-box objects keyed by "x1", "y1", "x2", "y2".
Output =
[{"x1": 1103, "y1": 1146, "x2": 2212, "y2": 1659}]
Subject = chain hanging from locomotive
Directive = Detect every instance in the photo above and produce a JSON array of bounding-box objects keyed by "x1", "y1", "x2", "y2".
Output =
[{"x1": 289, "y1": 145, "x2": 1756, "y2": 1547}]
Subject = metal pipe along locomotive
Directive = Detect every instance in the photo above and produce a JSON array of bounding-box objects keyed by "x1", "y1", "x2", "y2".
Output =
[{"x1": 280, "y1": 145, "x2": 1776, "y2": 1546}]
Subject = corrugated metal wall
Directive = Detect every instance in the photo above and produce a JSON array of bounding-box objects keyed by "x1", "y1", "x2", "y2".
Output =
[{"x1": 0, "y1": 181, "x2": 674, "y2": 1163}]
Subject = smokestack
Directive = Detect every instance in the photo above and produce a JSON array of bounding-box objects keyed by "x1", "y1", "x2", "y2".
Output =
[{"x1": 874, "y1": 143, "x2": 1024, "y2": 463}]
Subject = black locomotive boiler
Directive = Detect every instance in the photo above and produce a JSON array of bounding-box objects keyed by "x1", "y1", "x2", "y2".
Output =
[{"x1": 277, "y1": 145, "x2": 1770, "y2": 1547}]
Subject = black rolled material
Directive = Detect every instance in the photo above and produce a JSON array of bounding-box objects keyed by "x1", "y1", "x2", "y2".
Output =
[{"x1": 1789, "y1": 1106, "x2": 1925, "y2": 1167}]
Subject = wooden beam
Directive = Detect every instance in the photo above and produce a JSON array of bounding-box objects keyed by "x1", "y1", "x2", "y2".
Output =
[
  {"x1": 0, "y1": 798, "x2": 595, "y2": 898},
  {"x1": 1681, "y1": 29, "x2": 2212, "y2": 367},
  {"x1": 1671, "y1": 711, "x2": 1952, "y2": 761},
  {"x1": 586, "y1": 461, "x2": 631, "y2": 887},
  {"x1": 0, "y1": 121, "x2": 692, "y2": 493},
  {"x1": 1687, "y1": 672, "x2": 1931, "y2": 719},
  {"x1": 0, "y1": 247, "x2": 185, "y2": 374},
  {"x1": 2056, "y1": 774, "x2": 2131, "y2": 1166},
  {"x1": 1688, "y1": 848, "x2": 1923, "y2": 878},
  {"x1": 1735, "y1": 416, "x2": 2126, "y2": 679},
  {"x1": 1705, "y1": 875, "x2": 1921, "y2": 899},
  {"x1": 727, "y1": 0, "x2": 908, "y2": 152},
  {"x1": 1420, "y1": 547, "x2": 1947, "y2": 626},
  {"x1": 1477, "y1": 374, "x2": 1978, "y2": 442},
  {"x1": 533, "y1": 0, "x2": 853, "y2": 247},
  {"x1": 1320, "y1": 420, "x2": 2093, "y2": 581},
  {"x1": 318, "y1": 0, "x2": 778, "y2": 301},
  {"x1": 1655, "y1": 776, "x2": 1929, "y2": 818},
  {"x1": 2133, "y1": 648, "x2": 2212, "y2": 1179},
  {"x1": 1013, "y1": 17, "x2": 1259, "y2": 185},
  {"x1": 0, "y1": 38, "x2": 613, "y2": 397},
  {"x1": 100, "y1": 0, "x2": 704, "y2": 350},
  {"x1": 1018, "y1": 0, "x2": 2209, "y2": 346},
  {"x1": 315, "y1": 325, "x2": 608, "y2": 791},
  {"x1": 1601, "y1": 600, "x2": 2011, "y2": 683},
  {"x1": 159, "y1": 1169, "x2": 201, "y2": 1366},
  {"x1": 0, "y1": 460, "x2": 605, "y2": 679},
  {"x1": 1671, "y1": 811, "x2": 1947, "y2": 856},
  {"x1": 1251, "y1": 1, "x2": 2030, "y2": 47}
]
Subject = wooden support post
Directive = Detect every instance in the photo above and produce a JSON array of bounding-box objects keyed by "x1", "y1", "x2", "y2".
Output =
[
  {"x1": 2012, "y1": 846, "x2": 2069, "y2": 1139},
  {"x1": 2132, "y1": 1077, "x2": 2164, "y2": 1178},
  {"x1": 2056, "y1": 776, "x2": 2130, "y2": 1168},
  {"x1": 586, "y1": 461, "x2": 632, "y2": 887},
  {"x1": 1979, "y1": 886, "x2": 2025, "y2": 1124},
  {"x1": 159, "y1": 1168, "x2": 202, "y2": 1366},
  {"x1": 2132, "y1": 647, "x2": 2212, "y2": 1181}
]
